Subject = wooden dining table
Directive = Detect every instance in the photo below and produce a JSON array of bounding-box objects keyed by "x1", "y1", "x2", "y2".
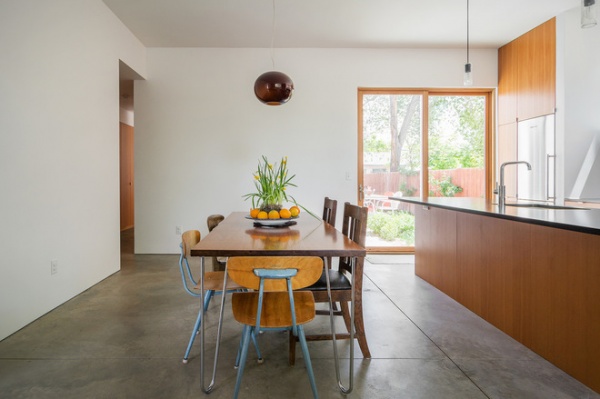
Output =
[{"x1": 190, "y1": 211, "x2": 366, "y2": 394}]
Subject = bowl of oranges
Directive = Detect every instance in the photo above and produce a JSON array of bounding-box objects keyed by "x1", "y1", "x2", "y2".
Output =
[{"x1": 246, "y1": 205, "x2": 300, "y2": 227}]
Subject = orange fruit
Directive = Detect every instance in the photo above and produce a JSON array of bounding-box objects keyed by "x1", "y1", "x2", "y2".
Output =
[
  {"x1": 290, "y1": 206, "x2": 300, "y2": 217},
  {"x1": 268, "y1": 210, "x2": 280, "y2": 219},
  {"x1": 250, "y1": 208, "x2": 260, "y2": 218},
  {"x1": 279, "y1": 208, "x2": 292, "y2": 219},
  {"x1": 257, "y1": 211, "x2": 268, "y2": 220}
]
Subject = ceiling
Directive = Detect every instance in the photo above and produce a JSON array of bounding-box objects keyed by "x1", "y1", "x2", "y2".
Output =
[{"x1": 104, "y1": 0, "x2": 579, "y2": 49}]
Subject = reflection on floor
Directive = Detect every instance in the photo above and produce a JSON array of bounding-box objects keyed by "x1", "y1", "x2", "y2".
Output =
[{"x1": 0, "y1": 233, "x2": 598, "y2": 398}]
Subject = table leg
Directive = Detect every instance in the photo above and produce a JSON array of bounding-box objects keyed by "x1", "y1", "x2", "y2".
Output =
[
  {"x1": 325, "y1": 257, "x2": 354, "y2": 394},
  {"x1": 200, "y1": 257, "x2": 228, "y2": 393}
]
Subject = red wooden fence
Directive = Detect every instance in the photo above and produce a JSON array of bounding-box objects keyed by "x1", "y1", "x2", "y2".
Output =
[{"x1": 364, "y1": 168, "x2": 484, "y2": 198}]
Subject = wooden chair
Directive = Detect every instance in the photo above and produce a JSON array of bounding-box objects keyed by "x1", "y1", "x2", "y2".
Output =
[
  {"x1": 289, "y1": 202, "x2": 371, "y2": 364},
  {"x1": 321, "y1": 197, "x2": 337, "y2": 271},
  {"x1": 322, "y1": 196, "x2": 337, "y2": 227},
  {"x1": 228, "y1": 256, "x2": 323, "y2": 399},
  {"x1": 207, "y1": 214, "x2": 226, "y2": 272},
  {"x1": 178, "y1": 230, "x2": 244, "y2": 364}
]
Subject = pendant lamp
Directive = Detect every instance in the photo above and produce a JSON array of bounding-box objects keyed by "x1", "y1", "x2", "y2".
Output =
[
  {"x1": 582, "y1": 0, "x2": 597, "y2": 28},
  {"x1": 254, "y1": 71, "x2": 294, "y2": 106},
  {"x1": 254, "y1": 0, "x2": 294, "y2": 105},
  {"x1": 463, "y1": 0, "x2": 473, "y2": 86}
]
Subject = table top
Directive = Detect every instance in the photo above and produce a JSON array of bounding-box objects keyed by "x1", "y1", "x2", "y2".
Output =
[{"x1": 191, "y1": 212, "x2": 367, "y2": 257}]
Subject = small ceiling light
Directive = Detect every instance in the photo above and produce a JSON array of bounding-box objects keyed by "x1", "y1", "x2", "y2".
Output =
[
  {"x1": 582, "y1": 0, "x2": 597, "y2": 28},
  {"x1": 463, "y1": 0, "x2": 473, "y2": 86},
  {"x1": 254, "y1": 0, "x2": 294, "y2": 105}
]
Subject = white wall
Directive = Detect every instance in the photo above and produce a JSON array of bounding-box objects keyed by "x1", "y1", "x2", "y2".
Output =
[
  {"x1": 557, "y1": 7, "x2": 600, "y2": 199},
  {"x1": 134, "y1": 47, "x2": 498, "y2": 253},
  {"x1": 0, "y1": 0, "x2": 146, "y2": 340}
]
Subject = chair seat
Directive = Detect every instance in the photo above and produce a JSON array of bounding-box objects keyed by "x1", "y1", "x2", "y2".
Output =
[
  {"x1": 193, "y1": 271, "x2": 242, "y2": 291},
  {"x1": 304, "y1": 269, "x2": 351, "y2": 291},
  {"x1": 232, "y1": 291, "x2": 315, "y2": 328}
]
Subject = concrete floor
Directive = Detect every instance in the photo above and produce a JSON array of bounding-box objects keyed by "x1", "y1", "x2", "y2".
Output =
[{"x1": 0, "y1": 229, "x2": 598, "y2": 399}]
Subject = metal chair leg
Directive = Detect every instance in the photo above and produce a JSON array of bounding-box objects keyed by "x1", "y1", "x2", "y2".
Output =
[
  {"x1": 203, "y1": 290, "x2": 215, "y2": 311},
  {"x1": 298, "y1": 326, "x2": 319, "y2": 399},
  {"x1": 182, "y1": 307, "x2": 203, "y2": 363},
  {"x1": 233, "y1": 326, "x2": 253, "y2": 399},
  {"x1": 235, "y1": 329, "x2": 263, "y2": 368}
]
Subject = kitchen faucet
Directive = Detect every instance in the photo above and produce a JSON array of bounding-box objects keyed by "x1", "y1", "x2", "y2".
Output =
[{"x1": 496, "y1": 161, "x2": 532, "y2": 210}]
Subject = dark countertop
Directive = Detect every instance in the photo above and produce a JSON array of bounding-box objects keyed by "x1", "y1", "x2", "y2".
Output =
[{"x1": 391, "y1": 197, "x2": 600, "y2": 236}]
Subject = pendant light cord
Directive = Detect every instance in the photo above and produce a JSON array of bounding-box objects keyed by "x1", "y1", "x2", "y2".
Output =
[
  {"x1": 270, "y1": 0, "x2": 275, "y2": 69},
  {"x1": 466, "y1": 0, "x2": 470, "y2": 64}
]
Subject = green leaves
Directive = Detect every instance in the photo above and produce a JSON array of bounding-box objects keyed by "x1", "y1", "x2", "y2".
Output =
[{"x1": 243, "y1": 156, "x2": 297, "y2": 209}]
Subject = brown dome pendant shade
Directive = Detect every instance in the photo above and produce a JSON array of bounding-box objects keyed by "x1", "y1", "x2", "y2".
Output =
[{"x1": 254, "y1": 71, "x2": 294, "y2": 106}]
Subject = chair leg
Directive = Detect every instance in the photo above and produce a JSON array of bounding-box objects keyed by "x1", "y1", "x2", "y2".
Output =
[
  {"x1": 251, "y1": 330, "x2": 264, "y2": 364},
  {"x1": 203, "y1": 290, "x2": 215, "y2": 312},
  {"x1": 297, "y1": 326, "x2": 319, "y2": 399},
  {"x1": 233, "y1": 326, "x2": 253, "y2": 399},
  {"x1": 235, "y1": 327, "x2": 264, "y2": 369},
  {"x1": 182, "y1": 308, "x2": 203, "y2": 363},
  {"x1": 288, "y1": 331, "x2": 297, "y2": 366},
  {"x1": 340, "y1": 301, "x2": 352, "y2": 333},
  {"x1": 340, "y1": 300, "x2": 371, "y2": 359}
]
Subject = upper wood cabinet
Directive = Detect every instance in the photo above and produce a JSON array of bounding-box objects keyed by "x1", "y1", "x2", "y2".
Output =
[
  {"x1": 498, "y1": 18, "x2": 556, "y2": 124},
  {"x1": 516, "y1": 18, "x2": 556, "y2": 120},
  {"x1": 498, "y1": 40, "x2": 518, "y2": 125}
]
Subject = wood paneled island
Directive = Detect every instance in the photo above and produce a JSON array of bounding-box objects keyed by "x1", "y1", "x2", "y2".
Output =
[{"x1": 395, "y1": 197, "x2": 600, "y2": 394}]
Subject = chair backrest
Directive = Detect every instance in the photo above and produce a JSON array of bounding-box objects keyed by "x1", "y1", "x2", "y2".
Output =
[
  {"x1": 227, "y1": 257, "x2": 323, "y2": 292},
  {"x1": 207, "y1": 214, "x2": 226, "y2": 271},
  {"x1": 340, "y1": 202, "x2": 368, "y2": 274},
  {"x1": 181, "y1": 230, "x2": 201, "y2": 259},
  {"x1": 179, "y1": 230, "x2": 201, "y2": 295},
  {"x1": 322, "y1": 197, "x2": 337, "y2": 227},
  {"x1": 341, "y1": 202, "x2": 368, "y2": 247},
  {"x1": 207, "y1": 214, "x2": 225, "y2": 232}
]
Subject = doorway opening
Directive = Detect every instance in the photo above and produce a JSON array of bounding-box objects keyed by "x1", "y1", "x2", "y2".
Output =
[{"x1": 119, "y1": 60, "x2": 143, "y2": 257}]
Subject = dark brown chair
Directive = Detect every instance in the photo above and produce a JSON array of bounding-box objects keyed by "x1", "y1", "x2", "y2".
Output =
[
  {"x1": 321, "y1": 197, "x2": 337, "y2": 270},
  {"x1": 289, "y1": 202, "x2": 371, "y2": 364},
  {"x1": 207, "y1": 214, "x2": 226, "y2": 272},
  {"x1": 322, "y1": 196, "x2": 337, "y2": 227}
]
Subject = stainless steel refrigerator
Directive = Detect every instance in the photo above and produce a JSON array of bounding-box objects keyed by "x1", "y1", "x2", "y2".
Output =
[{"x1": 517, "y1": 114, "x2": 555, "y2": 203}]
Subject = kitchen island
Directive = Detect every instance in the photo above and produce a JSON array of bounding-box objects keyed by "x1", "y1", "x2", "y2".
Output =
[{"x1": 393, "y1": 197, "x2": 600, "y2": 393}]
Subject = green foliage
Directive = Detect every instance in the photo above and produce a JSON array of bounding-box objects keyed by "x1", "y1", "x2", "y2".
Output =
[
  {"x1": 398, "y1": 182, "x2": 416, "y2": 197},
  {"x1": 428, "y1": 96, "x2": 485, "y2": 170},
  {"x1": 363, "y1": 94, "x2": 485, "y2": 175},
  {"x1": 430, "y1": 176, "x2": 463, "y2": 197},
  {"x1": 363, "y1": 94, "x2": 422, "y2": 174},
  {"x1": 367, "y1": 211, "x2": 415, "y2": 244},
  {"x1": 242, "y1": 156, "x2": 296, "y2": 209},
  {"x1": 364, "y1": 134, "x2": 390, "y2": 153}
]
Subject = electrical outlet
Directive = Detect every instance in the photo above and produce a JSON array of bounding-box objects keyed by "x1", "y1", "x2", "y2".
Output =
[
  {"x1": 176, "y1": 226, "x2": 182, "y2": 235},
  {"x1": 51, "y1": 260, "x2": 58, "y2": 275}
]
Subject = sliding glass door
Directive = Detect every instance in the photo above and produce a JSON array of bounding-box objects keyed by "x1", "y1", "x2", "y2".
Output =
[{"x1": 359, "y1": 89, "x2": 492, "y2": 252}]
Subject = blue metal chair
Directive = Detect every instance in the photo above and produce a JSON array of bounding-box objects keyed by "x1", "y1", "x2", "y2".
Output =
[
  {"x1": 179, "y1": 230, "x2": 262, "y2": 364},
  {"x1": 227, "y1": 256, "x2": 323, "y2": 399}
]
